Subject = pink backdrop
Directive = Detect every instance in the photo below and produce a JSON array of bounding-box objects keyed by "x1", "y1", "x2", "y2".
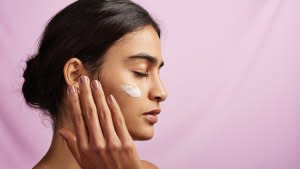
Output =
[{"x1": 1, "y1": 0, "x2": 299, "y2": 168}]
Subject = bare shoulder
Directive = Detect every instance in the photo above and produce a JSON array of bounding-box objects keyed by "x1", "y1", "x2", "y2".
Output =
[
  {"x1": 32, "y1": 163, "x2": 50, "y2": 169},
  {"x1": 141, "y1": 160, "x2": 159, "y2": 169},
  {"x1": 32, "y1": 164, "x2": 48, "y2": 169}
]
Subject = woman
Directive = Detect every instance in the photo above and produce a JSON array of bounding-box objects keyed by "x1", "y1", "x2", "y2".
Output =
[{"x1": 22, "y1": 0, "x2": 168, "y2": 168}]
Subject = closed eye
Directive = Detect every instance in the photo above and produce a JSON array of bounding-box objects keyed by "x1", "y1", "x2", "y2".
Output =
[{"x1": 133, "y1": 71, "x2": 148, "y2": 78}]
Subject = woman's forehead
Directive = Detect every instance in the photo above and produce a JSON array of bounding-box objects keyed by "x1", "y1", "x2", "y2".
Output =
[{"x1": 104, "y1": 26, "x2": 163, "y2": 63}]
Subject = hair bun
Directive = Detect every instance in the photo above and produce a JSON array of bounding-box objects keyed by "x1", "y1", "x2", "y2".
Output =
[{"x1": 22, "y1": 55, "x2": 42, "y2": 109}]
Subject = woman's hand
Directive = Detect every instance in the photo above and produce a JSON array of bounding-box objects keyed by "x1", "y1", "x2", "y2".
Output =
[{"x1": 58, "y1": 75, "x2": 143, "y2": 169}]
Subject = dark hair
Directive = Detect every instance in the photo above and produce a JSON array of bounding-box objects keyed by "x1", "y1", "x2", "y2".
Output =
[{"x1": 22, "y1": 0, "x2": 160, "y2": 124}]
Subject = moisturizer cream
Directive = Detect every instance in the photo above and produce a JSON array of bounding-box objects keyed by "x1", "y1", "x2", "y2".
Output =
[{"x1": 120, "y1": 83, "x2": 142, "y2": 98}]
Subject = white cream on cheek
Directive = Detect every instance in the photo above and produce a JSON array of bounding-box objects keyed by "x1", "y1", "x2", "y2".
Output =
[{"x1": 120, "y1": 83, "x2": 142, "y2": 98}]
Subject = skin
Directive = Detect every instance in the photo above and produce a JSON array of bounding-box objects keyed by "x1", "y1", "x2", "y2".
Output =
[{"x1": 33, "y1": 25, "x2": 168, "y2": 169}]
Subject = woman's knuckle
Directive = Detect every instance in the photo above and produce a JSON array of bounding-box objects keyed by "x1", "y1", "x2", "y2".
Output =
[
  {"x1": 85, "y1": 105, "x2": 95, "y2": 118},
  {"x1": 110, "y1": 105, "x2": 117, "y2": 112},
  {"x1": 87, "y1": 104, "x2": 95, "y2": 112},
  {"x1": 94, "y1": 143, "x2": 105, "y2": 151},
  {"x1": 98, "y1": 109, "x2": 107, "y2": 121},
  {"x1": 123, "y1": 141, "x2": 134, "y2": 152},
  {"x1": 115, "y1": 117, "x2": 124, "y2": 126},
  {"x1": 108, "y1": 141, "x2": 121, "y2": 151},
  {"x1": 79, "y1": 144, "x2": 89, "y2": 154}
]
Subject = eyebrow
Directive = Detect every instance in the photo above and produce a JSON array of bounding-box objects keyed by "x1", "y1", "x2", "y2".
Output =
[{"x1": 125, "y1": 53, "x2": 164, "y2": 69}]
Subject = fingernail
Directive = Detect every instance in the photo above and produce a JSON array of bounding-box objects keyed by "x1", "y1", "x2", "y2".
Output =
[
  {"x1": 110, "y1": 94, "x2": 116, "y2": 103},
  {"x1": 107, "y1": 94, "x2": 114, "y2": 105},
  {"x1": 68, "y1": 85, "x2": 76, "y2": 95},
  {"x1": 91, "y1": 80, "x2": 101, "y2": 90},
  {"x1": 80, "y1": 75, "x2": 88, "y2": 84}
]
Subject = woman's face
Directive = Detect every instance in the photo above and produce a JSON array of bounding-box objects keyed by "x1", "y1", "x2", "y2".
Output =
[{"x1": 95, "y1": 25, "x2": 168, "y2": 140}]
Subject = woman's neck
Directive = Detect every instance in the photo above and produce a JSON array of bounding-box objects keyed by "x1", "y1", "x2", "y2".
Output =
[{"x1": 33, "y1": 112, "x2": 81, "y2": 169}]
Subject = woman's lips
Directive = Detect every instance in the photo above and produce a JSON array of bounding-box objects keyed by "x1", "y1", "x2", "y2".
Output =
[
  {"x1": 143, "y1": 114, "x2": 158, "y2": 124},
  {"x1": 142, "y1": 109, "x2": 160, "y2": 124}
]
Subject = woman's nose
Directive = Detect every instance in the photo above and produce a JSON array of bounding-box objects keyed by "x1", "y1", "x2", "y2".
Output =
[{"x1": 149, "y1": 78, "x2": 168, "y2": 103}]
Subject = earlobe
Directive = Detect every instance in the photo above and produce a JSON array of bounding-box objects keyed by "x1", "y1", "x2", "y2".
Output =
[{"x1": 63, "y1": 58, "x2": 87, "y2": 88}]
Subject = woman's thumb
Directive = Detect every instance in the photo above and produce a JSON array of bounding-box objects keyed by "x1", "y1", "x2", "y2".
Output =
[{"x1": 58, "y1": 129, "x2": 81, "y2": 163}]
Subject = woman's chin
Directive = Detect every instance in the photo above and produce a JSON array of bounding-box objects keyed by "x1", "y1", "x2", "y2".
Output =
[{"x1": 130, "y1": 125, "x2": 155, "y2": 141}]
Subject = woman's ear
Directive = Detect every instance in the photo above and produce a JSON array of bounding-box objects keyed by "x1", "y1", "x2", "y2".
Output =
[{"x1": 63, "y1": 58, "x2": 87, "y2": 88}]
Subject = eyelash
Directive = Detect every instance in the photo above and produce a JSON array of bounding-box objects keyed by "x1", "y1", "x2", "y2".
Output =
[{"x1": 133, "y1": 71, "x2": 149, "y2": 78}]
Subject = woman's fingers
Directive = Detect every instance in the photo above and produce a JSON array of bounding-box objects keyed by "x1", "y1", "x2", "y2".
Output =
[
  {"x1": 67, "y1": 85, "x2": 89, "y2": 151},
  {"x1": 107, "y1": 94, "x2": 140, "y2": 169},
  {"x1": 107, "y1": 94, "x2": 133, "y2": 144},
  {"x1": 78, "y1": 76, "x2": 105, "y2": 147},
  {"x1": 64, "y1": 76, "x2": 142, "y2": 169},
  {"x1": 90, "y1": 79, "x2": 120, "y2": 144}
]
